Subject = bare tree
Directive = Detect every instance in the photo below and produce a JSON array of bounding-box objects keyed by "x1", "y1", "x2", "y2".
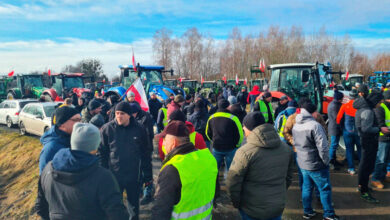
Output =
[
  {"x1": 182, "y1": 27, "x2": 203, "y2": 79},
  {"x1": 153, "y1": 28, "x2": 173, "y2": 70}
]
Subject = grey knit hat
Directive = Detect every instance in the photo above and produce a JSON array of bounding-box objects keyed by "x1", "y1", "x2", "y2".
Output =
[{"x1": 71, "y1": 123, "x2": 101, "y2": 153}]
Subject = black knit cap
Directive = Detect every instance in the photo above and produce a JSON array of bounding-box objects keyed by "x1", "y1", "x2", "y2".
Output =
[
  {"x1": 357, "y1": 84, "x2": 369, "y2": 96},
  {"x1": 88, "y1": 99, "x2": 101, "y2": 111},
  {"x1": 159, "y1": 120, "x2": 189, "y2": 138},
  {"x1": 218, "y1": 99, "x2": 230, "y2": 110},
  {"x1": 115, "y1": 102, "x2": 132, "y2": 115},
  {"x1": 169, "y1": 110, "x2": 186, "y2": 122},
  {"x1": 54, "y1": 106, "x2": 79, "y2": 126},
  {"x1": 243, "y1": 112, "x2": 265, "y2": 131}
]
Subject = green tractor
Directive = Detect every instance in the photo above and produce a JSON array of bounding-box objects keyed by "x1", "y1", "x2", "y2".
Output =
[
  {"x1": 199, "y1": 81, "x2": 218, "y2": 102},
  {"x1": 0, "y1": 77, "x2": 13, "y2": 102},
  {"x1": 6, "y1": 74, "x2": 48, "y2": 100},
  {"x1": 182, "y1": 80, "x2": 198, "y2": 96},
  {"x1": 249, "y1": 65, "x2": 267, "y2": 91}
]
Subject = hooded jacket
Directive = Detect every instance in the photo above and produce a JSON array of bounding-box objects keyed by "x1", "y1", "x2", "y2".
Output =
[
  {"x1": 336, "y1": 99, "x2": 357, "y2": 133},
  {"x1": 327, "y1": 100, "x2": 342, "y2": 136},
  {"x1": 353, "y1": 97, "x2": 380, "y2": 138},
  {"x1": 292, "y1": 109, "x2": 329, "y2": 171},
  {"x1": 158, "y1": 121, "x2": 206, "y2": 161},
  {"x1": 37, "y1": 149, "x2": 129, "y2": 220},
  {"x1": 247, "y1": 85, "x2": 261, "y2": 103},
  {"x1": 39, "y1": 126, "x2": 71, "y2": 174},
  {"x1": 97, "y1": 117, "x2": 149, "y2": 185},
  {"x1": 227, "y1": 124, "x2": 294, "y2": 219}
]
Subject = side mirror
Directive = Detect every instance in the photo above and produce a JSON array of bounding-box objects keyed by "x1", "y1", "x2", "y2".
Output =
[
  {"x1": 36, "y1": 115, "x2": 43, "y2": 119},
  {"x1": 302, "y1": 70, "x2": 310, "y2": 83}
]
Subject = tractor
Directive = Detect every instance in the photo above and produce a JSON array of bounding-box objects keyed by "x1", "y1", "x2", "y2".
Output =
[
  {"x1": 0, "y1": 77, "x2": 13, "y2": 102},
  {"x1": 341, "y1": 73, "x2": 364, "y2": 91},
  {"x1": 369, "y1": 71, "x2": 390, "y2": 89},
  {"x1": 104, "y1": 65, "x2": 178, "y2": 102},
  {"x1": 181, "y1": 79, "x2": 198, "y2": 96},
  {"x1": 199, "y1": 81, "x2": 218, "y2": 102},
  {"x1": 163, "y1": 79, "x2": 186, "y2": 98},
  {"x1": 249, "y1": 65, "x2": 268, "y2": 91},
  {"x1": 42, "y1": 73, "x2": 93, "y2": 103},
  {"x1": 6, "y1": 74, "x2": 48, "y2": 100}
]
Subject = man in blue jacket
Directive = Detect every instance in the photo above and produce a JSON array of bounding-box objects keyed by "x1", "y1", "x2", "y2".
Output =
[{"x1": 39, "y1": 106, "x2": 81, "y2": 174}]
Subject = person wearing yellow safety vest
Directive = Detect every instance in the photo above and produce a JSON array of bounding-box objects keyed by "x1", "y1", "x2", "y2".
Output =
[
  {"x1": 372, "y1": 90, "x2": 390, "y2": 189},
  {"x1": 206, "y1": 99, "x2": 244, "y2": 170},
  {"x1": 254, "y1": 92, "x2": 274, "y2": 124},
  {"x1": 274, "y1": 100, "x2": 298, "y2": 143},
  {"x1": 157, "y1": 99, "x2": 171, "y2": 132},
  {"x1": 157, "y1": 110, "x2": 207, "y2": 161},
  {"x1": 152, "y1": 120, "x2": 218, "y2": 220}
]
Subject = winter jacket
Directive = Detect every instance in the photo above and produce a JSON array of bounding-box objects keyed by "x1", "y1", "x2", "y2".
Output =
[
  {"x1": 327, "y1": 100, "x2": 342, "y2": 136},
  {"x1": 206, "y1": 109, "x2": 242, "y2": 152},
  {"x1": 148, "y1": 98, "x2": 162, "y2": 123},
  {"x1": 274, "y1": 107, "x2": 296, "y2": 140},
  {"x1": 152, "y1": 143, "x2": 216, "y2": 220},
  {"x1": 97, "y1": 117, "x2": 149, "y2": 185},
  {"x1": 158, "y1": 121, "x2": 207, "y2": 161},
  {"x1": 37, "y1": 149, "x2": 128, "y2": 220},
  {"x1": 292, "y1": 109, "x2": 329, "y2": 171},
  {"x1": 247, "y1": 85, "x2": 261, "y2": 111},
  {"x1": 236, "y1": 91, "x2": 248, "y2": 108},
  {"x1": 336, "y1": 99, "x2": 357, "y2": 133},
  {"x1": 353, "y1": 97, "x2": 380, "y2": 138},
  {"x1": 81, "y1": 107, "x2": 93, "y2": 123},
  {"x1": 188, "y1": 109, "x2": 209, "y2": 140},
  {"x1": 254, "y1": 99, "x2": 274, "y2": 124},
  {"x1": 274, "y1": 103, "x2": 288, "y2": 119},
  {"x1": 229, "y1": 103, "x2": 247, "y2": 122},
  {"x1": 157, "y1": 107, "x2": 166, "y2": 132},
  {"x1": 167, "y1": 101, "x2": 181, "y2": 118},
  {"x1": 375, "y1": 101, "x2": 390, "y2": 142},
  {"x1": 283, "y1": 110, "x2": 327, "y2": 147},
  {"x1": 39, "y1": 126, "x2": 71, "y2": 174},
  {"x1": 227, "y1": 124, "x2": 294, "y2": 219}
]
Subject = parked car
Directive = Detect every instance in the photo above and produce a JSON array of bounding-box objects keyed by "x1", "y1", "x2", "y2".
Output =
[
  {"x1": 19, "y1": 102, "x2": 62, "y2": 136},
  {"x1": 0, "y1": 99, "x2": 38, "y2": 128}
]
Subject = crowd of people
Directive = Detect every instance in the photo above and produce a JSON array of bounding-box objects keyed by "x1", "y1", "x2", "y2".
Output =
[{"x1": 33, "y1": 83, "x2": 390, "y2": 220}]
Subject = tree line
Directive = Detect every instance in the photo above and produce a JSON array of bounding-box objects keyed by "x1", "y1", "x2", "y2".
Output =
[{"x1": 153, "y1": 25, "x2": 390, "y2": 81}]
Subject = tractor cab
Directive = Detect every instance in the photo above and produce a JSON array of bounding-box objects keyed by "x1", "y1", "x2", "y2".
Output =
[
  {"x1": 7, "y1": 74, "x2": 47, "y2": 100},
  {"x1": 199, "y1": 81, "x2": 218, "y2": 102},
  {"x1": 250, "y1": 65, "x2": 267, "y2": 91},
  {"x1": 341, "y1": 73, "x2": 364, "y2": 91},
  {"x1": 182, "y1": 80, "x2": 198, "y2": 96},
  {"x1": 372, "y1": 71, "x2": 390, "y2": 89}
]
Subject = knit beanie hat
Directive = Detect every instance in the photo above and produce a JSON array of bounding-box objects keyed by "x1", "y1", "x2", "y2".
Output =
[
  {"x1": 243, "y1": 112, "x2": 265, "y2": 131},
  {"x1": 169, "y1": 110, "x2": 186, "y2": 122},
  {"x1": 334, "y1": 91, "x2": 344, "y2": 101},
  {"x1": 71, "y1": 123, "x2": 101, "y2": 153},
  {"x1": 129, "y1": 102, "x2": 141, "y2": 114},
  {"x1": 115, "y1": 102, "x2": 132, "y2": 115},
  {"x1": 218, "y1": 99, "x2": 230, "y2": 110},
  {"x1": 90, "y1": 114, "x2": 105, "y2": 128},
  {"x1": 367, "y1": 91, "x2": 384, "y2": 107},
  {"x1": 53, "y1": 106, "x2": 80, "y2": 126},
  {"x1": 88, "y1": 99, "x2": 101, "y2": 111}
]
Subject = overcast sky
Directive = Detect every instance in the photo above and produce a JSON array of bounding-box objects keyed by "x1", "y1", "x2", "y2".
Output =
[{"x1": 1, "y1": 0, "x2": 390, "y2": 78}]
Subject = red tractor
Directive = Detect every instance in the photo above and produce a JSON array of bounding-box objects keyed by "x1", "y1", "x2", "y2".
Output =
[{"x1": 42, "y1": 73, "x2": 93, "y2": 103}]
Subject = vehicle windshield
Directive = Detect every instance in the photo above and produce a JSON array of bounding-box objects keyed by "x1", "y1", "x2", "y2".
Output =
[
  {"x1": 164, "y1": 80, "x2": 177, "y2": 87},
  {"x1": 123, "y1": 69, "x2": 163, "y2": 88},
  {"x1": 43, "y1": 105, "x2": 56, "y2": 117},
  {"x1": 202, "y1": 83, "x2": 215, "y2": 88},
  {"x1": 23, "y1": 76, "x2": 43, "y2": 87},
  {"x1": 19, "y1": 101, "x2": 38, "y2": 109},
  {"x1": 183, "y1": 81, "x2": 196, "y2": 88},
  {"x1": 64, "y1": 77, "x2": 84, "y2": 89},
  {"x1": 270, "y1": 67, "x2": 315, "y2": 101}
]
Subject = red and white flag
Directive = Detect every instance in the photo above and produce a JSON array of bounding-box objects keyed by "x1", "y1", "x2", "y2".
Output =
[
  {"x1": 179, "y1": 77, "x2": 183, "y2": 83},
  {"x1": 259, "y1": 59, "x2": 262, "y2": 71},
  {"x1": 244, "y1": 77, "x2": 247, "y2": 85},
  {"x1": 222, "y1": 75, "x2": 227, "y2": 84},
  {"x1": 132, "y1": 49, "x2": 137, "y2": 72},
  {"x1": 48, "y1": 69, "x2": 51, "y2": 76},
  {"x1": 235, "y1": 74, "x2": 239, "y2": 85},
  {"x1": 8, "y1": 70, "x2": 14, "y2": 77},
  {"x1": 201, "y1": 75, "x2": 204, "y2": 85},
  {"x1": 101, "y1": 88, "x2": 105, "y2": 96},
  {"x1": 125, "y1": 78, "x2": 149, "y2": 112},
  {"x1": 345, "y1": 68, "x2": 350, "y2": 81}
]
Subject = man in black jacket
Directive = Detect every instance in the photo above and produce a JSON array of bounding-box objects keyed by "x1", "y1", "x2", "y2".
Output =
[
  {"x1": 97, "y1": 102, "x2": 149, "y2": 220},
  {"x1": 37, "y1": 123, "x2": 129, "y2": 220},
  {"x1": 148, "y1": 92, "x2": 162, "y2": 124},
  {"x1": 354, "y1": 86, "x2": 383, "y2": 203}
]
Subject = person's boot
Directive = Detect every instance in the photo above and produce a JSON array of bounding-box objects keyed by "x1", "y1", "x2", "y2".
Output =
[
  {"x1": 371, "y1": 180, "x2": 384, "y2": 189},
  {"x1": 360, "y1": 192, "x2": 379, "y2": 204},
  {"x1": 140, "y1": 183, "x2": 154, "y2": 205}
]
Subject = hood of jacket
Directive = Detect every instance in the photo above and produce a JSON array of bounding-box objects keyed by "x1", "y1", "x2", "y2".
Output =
[
  {"x1": 352, "y1": 97, "x2": 370, "y2": 110},
  {"x1": 40, "y1": 126, "x2": 70, "y2": 147},
  {"x1": 285, "y1": 107, "x2": 297, "y2": 116},
  {"x1": 246, "y1": 123, "x2": 281, "y2": 149},
  {"x1": 248, "y1": 85, "x2": 261, "y2": 96},
  {"x1": 295, "y1": 108, "x2": 315, "y2": 124},
  {"x1": 185, "y1": 121, "x2": 195, "y2": 133},
  {"x1": 50, "y1": 148, "x2": 98, "y2": 185}
]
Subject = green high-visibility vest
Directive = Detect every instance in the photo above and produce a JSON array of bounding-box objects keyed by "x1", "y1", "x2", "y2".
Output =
[
  {"x1": 277, "y1": 115, "x2": 287, "y2": 138},
  {"x1": 205, "y1": 112, "x2": 244, "y2": 147},
  {"x1": 160, "y1": 107, "x2": 168, "y2": 127},
  {"x1": 257, "y1": 100, "x2": 274, "y2": 122},
  {"x1": 161, "y1": 149, "x2": 218, "y2": 220},
  {"x1": 162, "y1": 131, "x2": 197, "y2": 156},
  {"x1": 380, "y1": 103, "x2": 390, "y2": 136}
]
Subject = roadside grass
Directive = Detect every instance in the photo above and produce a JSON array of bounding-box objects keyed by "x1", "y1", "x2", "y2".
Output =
[{"x1": 0, "y1": 130, "x2": 41, "y2": 220}]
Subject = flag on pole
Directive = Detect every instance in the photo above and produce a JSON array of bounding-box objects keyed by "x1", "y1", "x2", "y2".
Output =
[
  {"x1": 345, "y1": 68, "x2": 350, "y2": 81},
  {"x1": 259, "y1": 59, "x2": 262, "y2": 71},
  {"x1": 201, "y1": 75, "x2": 204, "y2": 85},
  {"x1": 244, "y1": 77, "x2": 247, "y2": 85},
  {"x1": 179, "y1": 77, "x2": 183, "y2": 83},
  {"x1": 222, "y1": 75, "x2": 227, "y2": 84},
  {"x1": 8, "y1": 70, "x2": 14, "y2": 77},
  {"x1": 125, "y1": 78, "x2": 149, "y2": 112},
  {"x1": 132, "y1": 49, "x2": 137, "y2": 72},
  {"x1": 235, "y1": 74, "x2": 239, "y2": 85},
  {"x1": 48, "y1": 69, "x2": 51, "y2": 76}
]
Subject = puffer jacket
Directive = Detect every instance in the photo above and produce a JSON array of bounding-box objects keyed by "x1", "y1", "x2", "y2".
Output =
[
  {"x1": 353, "y1": 97, "x2": 380, "y2": 138},
  {"x1": 227, "y1": 123, "x2": 294, "y2": 219},
  {"x1": 292, "y1": 109, "x2": 329, "y2": 171},
  {"x1": 283, "y1": 110, "x2": 327, "y2": 147}
]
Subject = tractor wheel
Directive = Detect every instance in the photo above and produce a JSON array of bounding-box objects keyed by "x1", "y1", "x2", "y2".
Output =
[{"x1": 7, "y1": 92, "x2": 15, "y2": 100}]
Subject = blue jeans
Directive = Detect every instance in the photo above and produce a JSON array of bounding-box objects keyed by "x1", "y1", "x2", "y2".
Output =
[
  {"x1": 343, "y1": 130, "x2": 362, "y2": 169},
  {"x1": 212, "y1": 148, "x2": 237, "y2": 170},
  {"x1": 329, "y1": 135, "x2": 341, "y2": 161},
  {"x1": 294, "y1": 152, "x2": 320, "y2": 198},
  {"x1": 239, "y1": 209, "x2": 281, "y2": 220},
  {"x1": 372, "y1": 141, "x2": 390, "y2": 181},
  {"x1": 301, "y1": 168, "x2": 335, "y2": 217}
]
